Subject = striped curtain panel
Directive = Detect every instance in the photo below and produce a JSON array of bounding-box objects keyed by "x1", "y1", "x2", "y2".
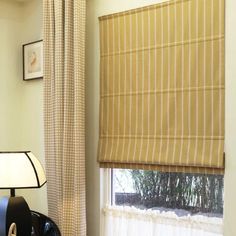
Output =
[
  {"x1": 43, "y1": 0, "x2": 86, "y2": 235},
  {"x1": 98, "y1": 0, "x2": 225, "y2": 174}
]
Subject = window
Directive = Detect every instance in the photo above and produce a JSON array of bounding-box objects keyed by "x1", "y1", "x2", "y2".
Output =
[
  {"x1": 99, "y1": 0, "x2": 225, "y2": 235},
  {"x1": 101, "y1": 169, "x2": 224, "y2": 236},
  {"x1": 112, "y1": 169, "x2": 224, "y2": 216}
]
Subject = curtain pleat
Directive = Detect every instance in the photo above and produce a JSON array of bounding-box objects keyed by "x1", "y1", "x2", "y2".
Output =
[
  {"x1": 43, "y1": 0, "x2": 86, "y2": 235},
  {"x1": 98, "y1": 0, "x2": 225, "y2": 174}
]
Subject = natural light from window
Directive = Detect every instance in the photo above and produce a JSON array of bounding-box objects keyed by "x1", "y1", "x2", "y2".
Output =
[
  {"x1": 112, "y1": 169, "x2": 224, "y2": 217},
  {"x1": 101, "y1": 169, "x2": 224, "y2": 236}
]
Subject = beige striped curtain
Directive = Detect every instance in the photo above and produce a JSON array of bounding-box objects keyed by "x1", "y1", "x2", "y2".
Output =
[
  {"x1": 43, "y1": 0, "x2": 86, "y2": 235},
  {"x1": 98, "y1": 0, "x2": 225, "y2": 174}
]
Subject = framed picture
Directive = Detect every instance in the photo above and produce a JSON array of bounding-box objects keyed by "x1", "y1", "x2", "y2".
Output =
[{"x1": 23, "y1": 40, "x2": 43, "y2": 80}]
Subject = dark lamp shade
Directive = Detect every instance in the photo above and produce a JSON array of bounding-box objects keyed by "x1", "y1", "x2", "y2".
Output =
[{"x1": 0, "y1": 152, "x2": 46, "y2": 189}]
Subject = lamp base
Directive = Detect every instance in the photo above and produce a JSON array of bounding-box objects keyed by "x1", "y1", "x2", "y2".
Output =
[{"x1": 0, "y1": 196, "x2": 32, "y2": 236}]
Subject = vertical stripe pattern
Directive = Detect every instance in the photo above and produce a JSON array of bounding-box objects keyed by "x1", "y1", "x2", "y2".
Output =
[
  {"x1": 98, "y1": 0, "x2": 225, "y2": 174},
  {"x1": 43, "y1": 0, "x2": 86, "y2": 235}
]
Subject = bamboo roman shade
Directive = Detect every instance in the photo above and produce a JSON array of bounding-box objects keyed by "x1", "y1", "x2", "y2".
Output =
[{"x1": 98, "y1": 0, "x2": 225, "y2": 174}]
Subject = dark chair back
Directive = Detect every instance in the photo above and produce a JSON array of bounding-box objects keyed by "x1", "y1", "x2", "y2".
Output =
[{"x1": 31, "y1": 211, "x2": 61, "y2": 236}]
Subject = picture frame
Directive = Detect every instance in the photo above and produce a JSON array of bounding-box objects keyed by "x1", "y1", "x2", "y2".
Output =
[{"x1": 23, "y1": 40, "x2": 43, "y2": 80}]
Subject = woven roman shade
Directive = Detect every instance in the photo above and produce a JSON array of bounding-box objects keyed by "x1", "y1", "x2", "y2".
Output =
[{"x1": 98, "y1": 0, "x2": 225, "y2": 174}]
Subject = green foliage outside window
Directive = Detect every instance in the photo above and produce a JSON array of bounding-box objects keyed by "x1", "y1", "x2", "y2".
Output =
[{"x1": 129, "y1": 170, "x2": 223, "y2": 214}]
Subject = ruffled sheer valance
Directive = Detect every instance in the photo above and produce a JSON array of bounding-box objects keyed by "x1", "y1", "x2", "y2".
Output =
[{"x1": 102, "y1": 206, "x2": 223, "y2": 236}]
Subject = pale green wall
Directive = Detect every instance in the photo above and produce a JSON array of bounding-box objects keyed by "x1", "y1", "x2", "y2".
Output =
[
  {"x1": 19, "y1": 0, "x2": 47, "y2": 215},
  {"x1": 0, "y1": 0, "x2": 24, "y2": 151},
  {"x1": 86, "y1": 0, "x2": 236, "y2": 236},
  {"x1": 0, "y1": 0, "x2": 47, "y2": 214},
  {"x1": 224, "y1": 0, "x2": 236, "y2": 235}
]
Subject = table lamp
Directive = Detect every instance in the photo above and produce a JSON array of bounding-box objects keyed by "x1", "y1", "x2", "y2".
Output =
[{"x1": 0, "y1": 151, "x2": 46, "y2": 236}]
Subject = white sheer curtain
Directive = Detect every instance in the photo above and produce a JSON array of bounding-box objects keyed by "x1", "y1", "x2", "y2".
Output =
[{"x1": 102, "y1": 206, "x2": 223, "y2": 236}]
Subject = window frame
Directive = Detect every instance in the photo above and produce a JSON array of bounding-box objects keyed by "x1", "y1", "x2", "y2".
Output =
[{"x1": 100, "y1": 168, "x2": 111, "y2": 236}]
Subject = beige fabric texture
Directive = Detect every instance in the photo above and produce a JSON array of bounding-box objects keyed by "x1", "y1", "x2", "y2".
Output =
[
  {"x1": 98, "y1": 0, "x2": 225, "y2": 174},
  {"x1": 43, "y1": 0, "x2": 86, "y2": 235}
]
